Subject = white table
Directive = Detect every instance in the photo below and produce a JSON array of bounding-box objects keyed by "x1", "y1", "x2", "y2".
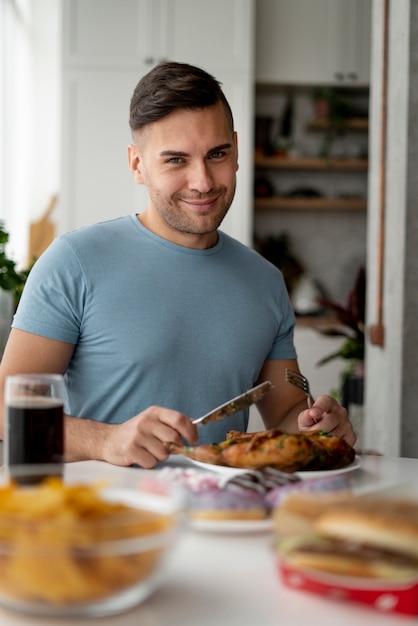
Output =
[{"x1": 0, "y1": 454, "x2": 417, "y2": 626}]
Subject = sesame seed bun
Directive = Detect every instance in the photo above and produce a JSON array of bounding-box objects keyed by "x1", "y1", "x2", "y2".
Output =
[
  {"x1": 315, "y1": 498, "x2": 418, "y2": 558},
  {"x1": 276, "y1": 497, "x2": 418, "y2": 580}
]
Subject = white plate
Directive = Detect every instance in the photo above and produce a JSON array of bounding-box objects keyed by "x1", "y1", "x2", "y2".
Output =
[
  {"x1": 188, "y1": 456, "x2": 362, "y2": 481},
  {"x1": 189, "y1": 516, "x2": 273, "y2": 534},
  {"x1": 296, "y1": 455, "x2": 362, "y2": 479}
]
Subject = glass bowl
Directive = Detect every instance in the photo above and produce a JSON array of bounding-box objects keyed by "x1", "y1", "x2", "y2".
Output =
[{"x1": 0, "y1": 465, "x2": 186, "y2": 617}]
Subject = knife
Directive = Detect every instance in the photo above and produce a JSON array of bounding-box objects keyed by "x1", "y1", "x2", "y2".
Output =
[{"x1": 192, "y1": 380, "x2": 273, "y2": 426}]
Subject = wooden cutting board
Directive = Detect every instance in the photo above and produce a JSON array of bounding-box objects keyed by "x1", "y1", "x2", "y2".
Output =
[{"x1": 28, "y1": 194, "x2": 57, "y2": 261}]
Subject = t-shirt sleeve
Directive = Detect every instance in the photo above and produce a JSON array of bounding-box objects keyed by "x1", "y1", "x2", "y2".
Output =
[{"x1": 12, "y1": 237, "x2": 86, "y2": 344}]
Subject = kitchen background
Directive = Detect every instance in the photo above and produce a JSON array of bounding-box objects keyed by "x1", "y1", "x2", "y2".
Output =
[
  {"x1": 253, "y1": 86, "x2": 368, "y2": 305},
  {"x1": 1, "y1": 0, "x2": 418, "y2": 456}
]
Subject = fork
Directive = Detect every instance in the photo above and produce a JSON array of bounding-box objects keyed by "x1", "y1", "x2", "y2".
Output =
[{"x1": 285, "y1": 368, "x2": 313, "y2": 409}]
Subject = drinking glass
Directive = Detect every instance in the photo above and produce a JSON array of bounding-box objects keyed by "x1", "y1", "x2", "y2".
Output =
[{"x1": 5, "y1": 373, "x2": 65, "y2": 484}]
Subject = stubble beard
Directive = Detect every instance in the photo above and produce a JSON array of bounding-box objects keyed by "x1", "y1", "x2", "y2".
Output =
[{"x1": 152, "y1": 183, "x2": 236, "y2": 236}]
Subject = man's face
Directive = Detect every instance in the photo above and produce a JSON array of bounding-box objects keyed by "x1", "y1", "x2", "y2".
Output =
[{"x1": 128, "y1": 101, "x2": 239, "y2": 248}]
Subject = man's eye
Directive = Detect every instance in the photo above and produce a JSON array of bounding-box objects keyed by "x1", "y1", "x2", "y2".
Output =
[
  {"x1": 209, "y1": 151, "x2": 224, "y2": 159},
  {"x1": 167, "y1": 157, "x2": 183, "y2": 164}
]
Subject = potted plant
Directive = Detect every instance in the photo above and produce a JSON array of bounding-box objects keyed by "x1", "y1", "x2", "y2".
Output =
[
  {"x1": 315, "y1": 267, "x2": 366, "y2": 408},
  {"x1": 311, "y1": 87, "x2": 356, "y2": 158},
  {"x1": 0, "y1": 222, "x2": 32, "y2": 309},
  {"x1": 312, "y1": 87, "x2": 334, "y2": 119},
  {"x1": 0, "y1": 223, "x2": 34, "y2": 354}
]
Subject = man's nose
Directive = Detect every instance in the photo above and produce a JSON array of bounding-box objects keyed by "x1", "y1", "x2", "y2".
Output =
[{"x1": 187, "y1": 161, "x2": 214, "y2": 193}]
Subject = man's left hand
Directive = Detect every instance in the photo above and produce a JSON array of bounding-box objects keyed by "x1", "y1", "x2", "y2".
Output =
[{"x1": 297, "y1": 395, "x2": 356, "y2": 446}]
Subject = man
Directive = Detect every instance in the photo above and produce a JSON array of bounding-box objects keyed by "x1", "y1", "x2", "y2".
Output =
[{"x1": 0, "y1": 62, "x2": 355, "y2": 468}]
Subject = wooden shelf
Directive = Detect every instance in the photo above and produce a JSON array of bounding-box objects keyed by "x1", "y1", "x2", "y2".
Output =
[
  {"x1": 254, "y1": 197, "x2": 367, "y2": 212},
  {"x1": 254, "y1": 155, "x2": 368, "y2": 171},
  {"x1": 308, "y1": 117, "x2": 369, "y2": 131},
  {"x1": 295, "y1": 315, "x2": 339, "y2": 328}
]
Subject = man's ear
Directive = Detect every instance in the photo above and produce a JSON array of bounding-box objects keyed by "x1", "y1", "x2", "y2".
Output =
[{"x1": 127, "y1": 144, "x2": 145, "y2": 184}]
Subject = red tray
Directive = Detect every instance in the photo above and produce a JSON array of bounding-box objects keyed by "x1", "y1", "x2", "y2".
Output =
[{"x1": 277, "y1": 559, "x2": 418, "y2": 616}]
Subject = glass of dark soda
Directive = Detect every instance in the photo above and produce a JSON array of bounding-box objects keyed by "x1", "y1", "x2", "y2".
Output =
[{"x1": 5, "y1": 374, "x2": 65, "y2": 484}]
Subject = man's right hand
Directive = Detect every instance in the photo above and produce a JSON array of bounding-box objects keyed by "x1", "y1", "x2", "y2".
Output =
[{"x1": 65, "y1": 406, "x2": 199, "y2": 468}]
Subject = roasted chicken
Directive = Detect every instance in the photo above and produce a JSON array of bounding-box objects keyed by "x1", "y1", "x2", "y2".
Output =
[
  {"x1": 302, "y1": 431, "x2": 356, "y2": 470},
  {"x1": 169, "y1": 429, "x2": 355, "y2": 473},
  {"x1": 221, "y1": 433, "x2": 318, "y2": 472}
]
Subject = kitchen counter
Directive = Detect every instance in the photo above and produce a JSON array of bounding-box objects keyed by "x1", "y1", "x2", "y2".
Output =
[{"x1": 0, "y1": 454, "x2": 416, "y2": 625}]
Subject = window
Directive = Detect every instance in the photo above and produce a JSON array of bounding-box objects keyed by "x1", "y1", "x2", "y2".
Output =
[
  {"x1": 0, "y1": 0, "x2": 60, "y2": 268},
  {"x1": 0, "y1": 0, "x2": 32, "y2": 266}
]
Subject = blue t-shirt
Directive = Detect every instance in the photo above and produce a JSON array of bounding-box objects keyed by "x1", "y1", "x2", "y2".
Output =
[{"x1": 13, "y1": 215, "x2": 297, "y2": 443}]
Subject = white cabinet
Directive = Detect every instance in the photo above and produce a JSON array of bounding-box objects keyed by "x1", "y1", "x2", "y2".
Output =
[
  {"x1": 327, "y1": 0, "x2": 372, "y2": 85},
  {"x1": 63, "y1": 0, "x2": 253, "y2": 72},
  {"x1": 162, "y1": 0, "x2": 254, "y2": 73},
  {"x1": 62, "y1": 0, "x2": 155, "y2": 68},
  {"x1": 60, "y1": 0, "x2": 255, "y2": 245},
  {"x1": 256, "y1": 0, "x2": 371, "y2": 86},
  {"x1": 61, "y1": 68, "x2": 145, "y2": 233}
]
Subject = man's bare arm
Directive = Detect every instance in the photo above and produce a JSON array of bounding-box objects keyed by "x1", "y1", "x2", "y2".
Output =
[
  {"x1": 0, "y1": 329, "x2": 198, "y2": 467},
  {"x1": 0, "y1": 329, "x2": 75, "y2": 439}
]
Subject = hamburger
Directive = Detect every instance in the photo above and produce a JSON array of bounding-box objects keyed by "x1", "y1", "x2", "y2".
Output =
[{"x1": 277, "y1": 497, "x2": 418, "y2": 580}]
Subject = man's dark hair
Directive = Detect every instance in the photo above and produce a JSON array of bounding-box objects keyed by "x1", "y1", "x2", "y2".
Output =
[{"x1": 129, "y1": 61, "x2": 234, "y2": 134}]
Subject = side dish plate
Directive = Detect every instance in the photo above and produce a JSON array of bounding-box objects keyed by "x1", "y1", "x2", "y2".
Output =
[
  {"x1": 188, "y1": 456, "x2": 362, "y2": 480},
  {"x1": 190, "y1": 517, "x2": 273, "y2": 534}
]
